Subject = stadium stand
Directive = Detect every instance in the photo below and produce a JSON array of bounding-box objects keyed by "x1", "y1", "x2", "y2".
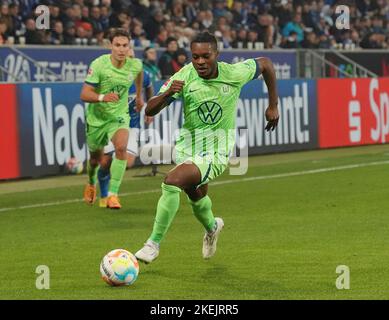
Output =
[{"x1": 0, "y1": 0, "x2": 388, "y2": 50}]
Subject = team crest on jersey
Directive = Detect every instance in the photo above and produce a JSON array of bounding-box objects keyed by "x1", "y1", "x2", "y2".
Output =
[
  {"x1": 197, "y1": 101, "x2": 223, "y2": 125},
  {"x1": 88, "y1": 68, "x2": 93, "y2": 75},
  {"x1": 221, "y1": 85, "x2": 230, "y2": 94}
]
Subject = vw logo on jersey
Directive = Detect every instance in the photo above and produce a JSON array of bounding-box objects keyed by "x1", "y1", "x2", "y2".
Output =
[{"x1": 197, "y1": 101, "x2": 223, "y2": 125}]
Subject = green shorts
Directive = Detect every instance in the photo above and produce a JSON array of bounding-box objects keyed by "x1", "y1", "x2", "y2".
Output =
[
  {"x1": 86, "y1": 120, "x2": 129, "y2": 152},
  {"x1": 175, "y1": 150, "x2": 229, "y2": 187}
]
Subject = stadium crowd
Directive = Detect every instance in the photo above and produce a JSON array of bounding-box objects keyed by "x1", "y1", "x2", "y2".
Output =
[{"x1": 0, "y1": 0, "x2": 388, "y2": 50}]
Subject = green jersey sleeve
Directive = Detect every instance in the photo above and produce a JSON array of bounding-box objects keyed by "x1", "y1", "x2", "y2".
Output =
[
  {"x1": 234, "y1": 59, "x2": 261, "y2": 86},
  {"x1": 158, "y1": 65, "x2": 189, "y2": 101},
  {"x1": 84, "y1": 58, "x2": 101, "y2": 87},
  {"x1": 131, "y1": 58, "x2": 143, "y2": 78}
]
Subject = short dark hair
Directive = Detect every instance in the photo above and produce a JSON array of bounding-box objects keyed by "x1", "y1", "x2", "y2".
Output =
[
  {"x1": 166, "y1": 37, "x2": 178, "y2": 46},
  {"x1": 109, "y1": 28, "x2": 131, "y2": 43},
  {"x1": 190, "y1": 31, "x2": 218, "y2": 51}
]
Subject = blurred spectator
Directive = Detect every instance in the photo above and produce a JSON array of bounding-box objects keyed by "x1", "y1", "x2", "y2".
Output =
[
  {"x1": 89, "y1": 6, "x2": 103, "y2": 34},
  {"x1": 60, "y1": 4, "x2": 76, "y2": 27},
  {"x1": 170, "y1": 0, "x2": 185, "y2": 24},
  {"x1": 19, "y1": 0, "x2": 40, "y2": 19},
  {"x1": 317, "y1": 32, "x2": 331, "y2": 48},
  {"x1": 25, "y1": 18, "x2": 45, "y2": 44},
  {"x1": 0, "y1": 18, "x2": 10, "y2": 44},
  {"x1": 100, "y1": 6, "x2": 111, "y2": 30},
  {"x1": 175, "y1": 25, "x2": 192, "y2": 48},
  {"x1": 361, "y1": 32, "x2": 387, "y2": 49},
  {"x1": 282, "y1": 12, "x2": 305, "y2": 43},
  {"x1": 155, "y1": 28, "x2": 168, "y2": 47},
  {"x1": 64, "y1": 21, "x2": 77, "y2": 45},
  {"x1": 109, "y1": 9, "x2": 129, "y2": 28},
  {"x1": 131, "y1": 24, "x2": 147, "y2": 47},
  {"x1": 144, "y1": 8, "x2": 164, "y2": 41},
  {"x1": 143, "y1": 46, "x2": 161, "y2": 82},
  {"x1": 158, "y1": 36, "x2": 178, "y2": 79},
  {"x1": 281, "y1": 30, "x2": 300, "y2": 48},
  {"x1": 9, "y1": 3, "x2": 23, "y2": 37},
  {"x1": 231, "y1": 28, "x2": 247, "y2": 48},
  {"x1": 301, "y1": 31, "x2": 318, "y2": 48},
  {"x1": 196, "y1": 10, "x2": 213, "y2": 30},
  {"x1": 231, "y1": 0, "x2": 244, "y2": 28},
  {"x1": 252, "y1": 14, "x2": 274, "y2": 48},
  {"x1": 172, "y1": 47, "x2": 188, "y2": 72},
  {"x1": 1, "y1": 3, "x2": 12, "y2": 32},
  {"x1": 213, "y1": 0, "x2": 228, "y2": 19},
  {"x1": 272, "y1": 0, "x2": 293, "y2": 29},
  {"x1": 49, "y1": 4, "x2": 61, "y2": 22},
  {"x1": 50, "y1": 20, "x2": 65, "y2": 45},
  {"x1": 246, "y1": 29, "x2": 258, "y2": 48},
  {"x1": 185, "y1": 0, "x2": 198, "y2": 23}
]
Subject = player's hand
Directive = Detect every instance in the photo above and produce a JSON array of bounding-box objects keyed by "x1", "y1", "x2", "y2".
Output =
[
  {"x1": 103, "y1": 93, "x2": 119, "y2": 102},
  {"x1": 144, "y1": 115, "x2": 154, "y2": 125},
  {"x1": 265, "y1": 106, "x2": 279, "y2": 131},
  {"x1": 167, "y1": 80, "x2": 185, "y2": 96},
  {"x1": 135, "y1": 97, "x2": 144, "y2": 112}
]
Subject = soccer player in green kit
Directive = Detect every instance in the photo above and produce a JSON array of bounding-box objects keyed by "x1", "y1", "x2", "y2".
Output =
[
  {"x1": 80, "y1": 29, "x2": 143, "y2": 209},
  {"x1": 135, "y1": 32, "x2": 279, "y2": 263}
]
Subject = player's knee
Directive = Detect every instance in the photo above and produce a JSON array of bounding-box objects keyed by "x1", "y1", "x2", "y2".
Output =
[
  {"x1": 89, "y1": 158, "x2": 99, "y2": 167},
  {"x1": 115, "y1": 145, "x2": 127, "y2": 158},
  {"x1": 164, "y1": 175, "x2": 186, "y2": 189},
  {"x1": 99, "y1": 157, "x2": 112, "y2": 170}
]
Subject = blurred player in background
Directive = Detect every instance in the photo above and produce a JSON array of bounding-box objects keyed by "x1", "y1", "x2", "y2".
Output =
[
  {"x1": 135, "y1": 31, "x2": 279, "y2": 264},
  {"x1": 98, "y1": 48, "x2": 154, "y2": 208},
  {"x1": 80, "y1": 28, "x2": 143, "y2": 209}
]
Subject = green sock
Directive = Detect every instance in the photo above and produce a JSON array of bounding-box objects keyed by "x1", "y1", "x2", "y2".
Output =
[
  {"x1": 188, "y1": 195, "x2": 216, "y2": 232},
  {"x1": 87, "y1": 161, "x2": 99, "y2": 185},
  {"x1": 149, "y1": 183, "x2": 181, "y2": 244},
  {"x1": 108, "y1": 157, "x2": 127, "y2": 195}
]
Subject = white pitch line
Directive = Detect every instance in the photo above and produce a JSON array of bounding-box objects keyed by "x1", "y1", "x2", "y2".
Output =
[{"x1": 0, "y1": 160, "x2": 388, "y2": 214}]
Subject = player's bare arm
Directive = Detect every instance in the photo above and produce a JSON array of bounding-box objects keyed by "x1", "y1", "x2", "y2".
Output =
[
  {"x1": 144, "y1": 83, "x2": 155, "y2": 124},
  {"x1": 135, "y1": 70, "x2": 144, "y2": 112},
  {"x1": 145, "y1": 80, "x2": 185, "y2": 116},
  {"x1": 80, "y1": 84, "x2": 119, "y2": 103},
  {"x1": 255, "y1": 57, "x2": 279, "y2": 131}
]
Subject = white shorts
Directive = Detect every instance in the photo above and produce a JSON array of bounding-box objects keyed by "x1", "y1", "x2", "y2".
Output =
[{"x1": 104, "y1": 128, "x2": 139, "y2": 156}]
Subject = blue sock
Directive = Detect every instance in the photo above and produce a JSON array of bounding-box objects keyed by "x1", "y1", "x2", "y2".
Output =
[{"x1": 97, "y1": 167, "x2": 110, "y2": 198}]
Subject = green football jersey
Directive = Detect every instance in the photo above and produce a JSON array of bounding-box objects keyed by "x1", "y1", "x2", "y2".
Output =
[
  {"x1": 158, "y1": 59, "x2": 261, "y2": 158},
  {"x1": 84, "y1": 54, "x2": 142, "y2": 127}
]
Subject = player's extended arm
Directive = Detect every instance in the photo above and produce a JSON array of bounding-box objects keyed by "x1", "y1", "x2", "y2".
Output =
[
  {"x1": 145, "y1": 80, "x2": 184, "y2": 116},
  {"x1": 255, "y1": 57, "x2": 279, "y2": 131},
  {"x1": 145, "y1": 84, "x2": 154, "y2": 102},
  {"x1": 135, "y1": 71, "x2": 145, "y2": 112},
  {"x1": 135, "y1": 71, "x2": 143, "y2": 101},
  {"x1": 80, "y1": 84, "x2": 119, "y2": 103},
  {"x1": 144, "y1": 85, "x2": 155, "y2": 124}
]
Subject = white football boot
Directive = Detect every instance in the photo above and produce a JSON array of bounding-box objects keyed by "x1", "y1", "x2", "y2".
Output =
[
  {"x1": 202, "y1": 217, "x2": 224, "y2": 259},
  {"x1": 135, "y1": 239, "x2": 160, "y2": 264}
]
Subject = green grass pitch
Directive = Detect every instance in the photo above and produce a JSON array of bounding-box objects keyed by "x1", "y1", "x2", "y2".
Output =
[{"x1": 0, "y1": 145, "x2": 388, "y2": 300}]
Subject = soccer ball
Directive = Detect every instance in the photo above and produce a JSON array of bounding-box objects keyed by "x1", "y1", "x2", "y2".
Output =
[
  {"x1": 100, "y1": 249, "x2": 139, "y2": 286},
  {"x1": 65, "y1": 157, "x2": 84, "y2": 174}
]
